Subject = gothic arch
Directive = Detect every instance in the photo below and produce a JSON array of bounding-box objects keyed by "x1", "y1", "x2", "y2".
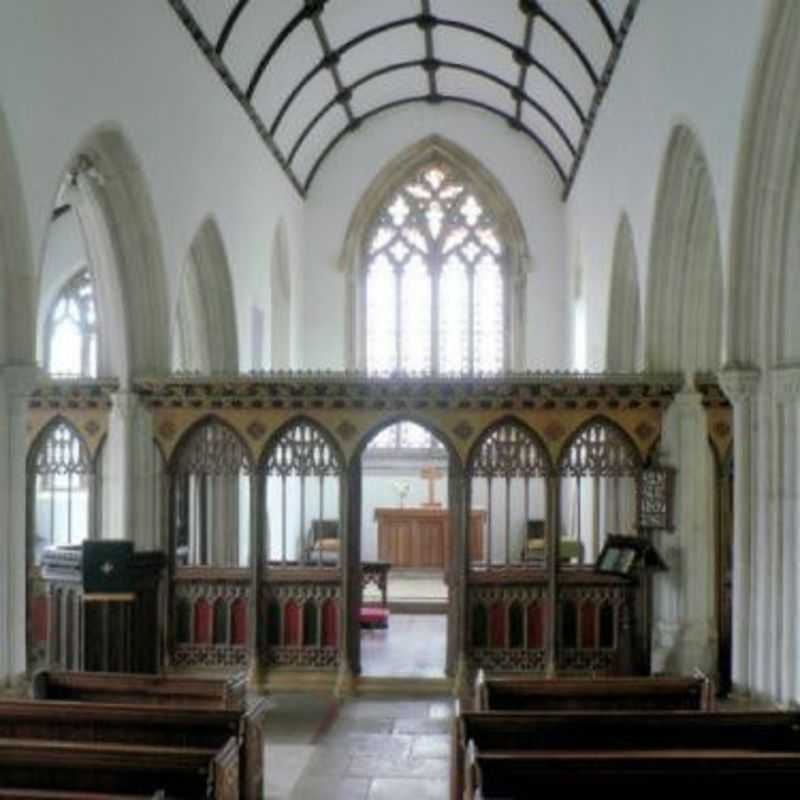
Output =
[
  {"x1": 556, "y1": 415, "x2": 642, "y2": 476},
  {"x1": 341, "y1": 135, "x2": 531, "y2": 370},
  {"x1": 65, "y1": 126, "x2": 169, "y2": 384},
  {"x1": 258, "y1": 415, "x2": 345, "y2": 475},
  {"x1": 466, "y1": 416, "x2": 553, "y2": 477},
  {"x1": 606, "y1": 213, "x2": 641, "y2": 372},
  {"x1": 174, "y1": 216, "x2": 239, "y2": 374},
  {"x1": 728, "y1": 1, "x2": 800, "y2": 366},
  {"x1": 269, "y1": 219, "x2": 291, "y2": 370},
  {"x1": 646, "y1": 125, "x2": 723, "y2": 374},
  {"x1": 0, "y1": 101, "x2": 35, "y2": 363},
  {"x1": 353, "y1": 414, "x2": 458, "y2": 464},
  {"x1": 168, "y1": 415, "x2": 253, "y2": 475}
]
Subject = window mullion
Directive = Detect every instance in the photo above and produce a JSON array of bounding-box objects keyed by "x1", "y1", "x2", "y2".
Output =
[
  {"x1": 468, "y1": 263, "x2": 476, "y2": 375},
  {"x1": 394, "y1": 264, "x2": 402, "y2": 372},
  {"x1": 430, "y1": 253, "x2": 439, "y2": 376}
]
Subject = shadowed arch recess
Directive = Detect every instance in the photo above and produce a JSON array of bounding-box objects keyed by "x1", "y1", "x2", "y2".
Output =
[{"x1": 169, "y1": 0, "x2": 639, "y2": 197}]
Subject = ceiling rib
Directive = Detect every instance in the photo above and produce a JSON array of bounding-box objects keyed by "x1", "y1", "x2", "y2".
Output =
[
  {"x1": 303, "y1": 95, "x2": 568, "y2": 193},
  {"x1": 168, "y1": 0, "x2": 640, "y2": 199}
]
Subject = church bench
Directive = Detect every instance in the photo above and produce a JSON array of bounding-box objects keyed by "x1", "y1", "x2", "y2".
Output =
[
  {"x1": 466, "y1": 747, "x2": 800, "y2": 796},
  {"x1": 31, "y1": 670, "x2": 246, "y2": 709},
  {"x1": 0, "y1": 737, "x2": 239, "y2": 799},
  {"x1": 472, "y1": 669, "x2": 714, "y2": 712},
  {"x1": 11, "y1": 699, "x2": 265, "y2": 800},
  {"x1": 453, "y1": 709, "x2": 800, "y2": 799}
]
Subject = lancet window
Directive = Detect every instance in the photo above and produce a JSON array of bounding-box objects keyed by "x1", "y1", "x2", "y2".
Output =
[{"x1": 44, "y1": 268, "x2": 98, "y2": 378}]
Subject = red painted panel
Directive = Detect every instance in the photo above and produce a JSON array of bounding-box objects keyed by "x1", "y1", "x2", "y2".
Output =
[
  {"x1": 283, "y1": 601, "x2": 300, "y2": 647},
  {"x1": 32, "y1": 594, "x2": 49, "y2": 645},
  {"x1": 193, "y1": 598, "x2": 211, "y2": 645},
  {"x1": 489, "y1": 602, "x2": 506, "y2": 649},
  {"x1": 322, "y1": 599, "x2": 338, "y2": 647},
  {"x1": 527, "y1": 602, "x2": 544, "y2": 650},
  {"x1": 581, "y1": 601, "x2": 597, "y2": 649},
  {"x1": 230, "y1": 598, "x2": 247, "y2": 645}
]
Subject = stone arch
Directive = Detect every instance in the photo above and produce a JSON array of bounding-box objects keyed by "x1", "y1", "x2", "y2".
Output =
[
  {"x1": 646, "y1": 125, "x2": 723, "y2": 374},
  {"x1": 728, "y1": 2, "x2": 800, "y2": 367},
  {"x1": 0, "y1": 101, "x2": 35, "y2": 363},
  {"x1": 269, "y1": 219, "x2": 291, "y2": 370},
  {"x1": 173, "y1": 216, "x2": 239, "y2": 374},
  {"x1": 64, "y1": 126, "x2": 169, "y2": 384},
  {"x1": 340, "y1": 135, "x2": 531, "y2": 370},
  {"x1": 606, "y1": 213, "x2": 642, "y2": 372}
]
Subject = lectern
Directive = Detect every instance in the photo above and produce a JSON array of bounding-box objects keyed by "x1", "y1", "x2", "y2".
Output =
[{"x1": 39, "y1": 544, "x2": 165, "y2": 673}]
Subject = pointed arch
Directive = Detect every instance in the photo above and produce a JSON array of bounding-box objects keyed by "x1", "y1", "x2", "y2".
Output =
[
  {"x1": 65, "y1": 126, "x2": 169, "y2": 383},
  {"x1": 174, "y1": 216, "x2": 239, "y2": 373},
  {"x1": 168, "y1": 415, "x2": 253, "y2": 476},
  {"x1": 728, "y1": 1, "x2": 800, "y2": 366},
  {"x1": 259, "y1": 415, "x2": 345, "y2": 476},
  {"x1": 341, "y1": 135, "x2": 530, "y2": 371},
  {"x1": 0, "y1": 101, "x2": 35, "y2": 363},
  {"x1": 269, "y1": 219, "x2": 291, "y2": 370},
  {"x1": 557, "y1": 415, "x2": 642, "y2": 477},
  {"x1": 26, "y1": 415, "x2": 93, "y2": 475},
  {"x1": 353, "y1": 413, "x2": 458, "y2": 463},
  {"x1": 645, "y1": 125, "x2": 723, "y2": 373},
  {"x1": 466, "y1": 416, "x2": 553, "y2": 478},
  {"x1": 606, "y1": 213, "x2": 641, "y2": 372}
]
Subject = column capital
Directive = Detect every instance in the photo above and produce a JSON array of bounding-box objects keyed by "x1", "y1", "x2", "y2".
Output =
[
  {"x1": 770, "y1": 365, "x2": 800, "y2": 401},
  {"x1": 718, "y1": 367, "x2": 761, "y2": 403}
]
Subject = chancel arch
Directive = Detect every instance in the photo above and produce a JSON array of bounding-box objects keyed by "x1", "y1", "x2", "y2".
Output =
[
  {"x1": 342, "y1": 135, "x2": 530, "y2": 373},
  {"x1": 173, "y1": 216, "x2": 239, "y2": 374},
  {"x1": 606, "y1": 213, "x2": 641, "y2": 372}
]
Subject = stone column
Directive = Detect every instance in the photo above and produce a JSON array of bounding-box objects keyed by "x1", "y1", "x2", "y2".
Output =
[
  {"x1": 0, "y1": 364, "x2": 39, "y2": 687},
  {"x1": 768, "y1": 367, "x2": 800, "y2": 704},
  {"x1": 651, "y1": 390, "x2": 716, "y2": 676},
  {"x1": 719, "y1": 368, "x2": 760, "y2": 696},
  {"x1": 106, "y1": 391, "x2": 161, "y2": 549}
]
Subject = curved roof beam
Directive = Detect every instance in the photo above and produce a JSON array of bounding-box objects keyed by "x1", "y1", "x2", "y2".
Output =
[
  {"x1": 529, "y1": 11, "x2": 599, "y2": 84},
  {"x1": 287, "y1": 60, "x2": 577, "y2": 167},
  {"x1": 302, "y1": 94, "x2": 568, "y2": 193},
  {"x1": 216, "y1": 0, "x2": 250, "y2": 54},
  {"x1": 588, "y1": 0, "x2": 617, "y2": 41},
  {"x1": 269, "y1": 18, "x2": 586, "y2": 138}
]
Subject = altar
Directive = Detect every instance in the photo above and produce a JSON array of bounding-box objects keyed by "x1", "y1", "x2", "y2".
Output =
[{"x1": 374, "y1": 507, "x2": 485, "y2": 568}]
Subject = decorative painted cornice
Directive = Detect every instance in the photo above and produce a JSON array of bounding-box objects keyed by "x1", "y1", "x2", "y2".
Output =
[
  {"x1": 28, "y1": 378, "x2": 119, "y2": 411},
  {"x1": 134, "y1": 371, "x2": 683, "y2": 412},
  {"x1": 694, "y1": 372, "x2": 731, "y2": 409}
]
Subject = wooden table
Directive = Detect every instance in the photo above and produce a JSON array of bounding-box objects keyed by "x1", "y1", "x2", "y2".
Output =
[{"x1": 375, "y1": 507, "x2": 485, "y2": 567}]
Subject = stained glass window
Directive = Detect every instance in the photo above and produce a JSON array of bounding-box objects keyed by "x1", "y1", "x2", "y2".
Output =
[
  {"x1": 45, "y1": 268, "x2": 98, "y2": 378},
  {"x1": 364, "y1": 161, "x2": 507, "y2": 450}
]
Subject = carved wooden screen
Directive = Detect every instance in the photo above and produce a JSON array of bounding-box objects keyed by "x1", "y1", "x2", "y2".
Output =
[
  {"x1": 171, "y1": 419, "x2": 252, "y2": 567},
  {"x1": 29, "y1": 421, "x2": 95, "y2": 564},
  {"x1": 468, "y1": 421, "x2": 551, "y2": 567},
  {"x1": 558, "y1": 419, "x2": 641, "y2": 565},
  {"x1": 262, "y1": 420, "x2": 343, "y2": 565}
]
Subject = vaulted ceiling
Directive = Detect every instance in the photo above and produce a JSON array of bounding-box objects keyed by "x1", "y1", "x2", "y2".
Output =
[{"x1": 170, "y1": 0, "x2": 639, "y2": 197}]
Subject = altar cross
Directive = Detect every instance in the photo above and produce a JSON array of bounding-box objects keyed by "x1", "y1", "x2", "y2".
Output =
[{"x1": 420, "y1": 464, "x2": 444, "y2": 508}]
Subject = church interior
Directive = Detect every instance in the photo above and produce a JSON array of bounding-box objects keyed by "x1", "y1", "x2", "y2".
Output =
[{"x1": 1, "y1": 1, "x2": 799, "y2": 797}]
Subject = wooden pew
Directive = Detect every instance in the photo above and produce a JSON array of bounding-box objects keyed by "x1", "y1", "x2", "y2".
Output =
[
  {"x1": 0, "y1": 737, "x2": 239, "y2": 799},
  {"x1": 467, "y1": 746, "x2": 800, "y2": 795},
  {"x1": 31, "y1": 670, "x2": 246, "y2": 709},
  {"x1": 28, "y1": 672, "x2": 265, "y2": 800},
  {"x1": 473, "y1": 669, "x2": 714, "y2": 712},
  {"x1": 457, "y1": 710, "x2": 800, "y2": 798}
]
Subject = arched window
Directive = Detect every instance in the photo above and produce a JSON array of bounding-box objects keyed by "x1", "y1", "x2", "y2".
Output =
[
  {"x1": 44, "y1": 268, "x2": 98, "y2": 377},
  {"x1": 364, "y1": 160, "x2": 508, "y2": 376}
]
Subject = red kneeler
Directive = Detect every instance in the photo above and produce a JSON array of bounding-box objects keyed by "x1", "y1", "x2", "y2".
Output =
[{"x1": 359, "y1": 606, "x2": 389, "y2": 628}]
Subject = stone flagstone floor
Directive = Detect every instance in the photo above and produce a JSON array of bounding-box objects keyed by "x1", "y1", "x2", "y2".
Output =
[{"x1": 262, "y1": 692, "x2": 452, "y2": 800}]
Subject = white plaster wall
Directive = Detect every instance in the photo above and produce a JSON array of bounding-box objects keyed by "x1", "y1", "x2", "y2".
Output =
[
  {"x1": 302, "y1": 103, "x2": 567, "y2": 370},
  {"x1": 0, "y1": 1, "x2": 305, "y2": 375},
  {"x1": 566, "y1": 0, "x2": 769, "y2": 369}
]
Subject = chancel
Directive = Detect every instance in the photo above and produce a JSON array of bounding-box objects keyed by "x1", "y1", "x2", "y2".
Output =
[{"x1": 1, "y1": 1, "x2": 800, "y2": 797}]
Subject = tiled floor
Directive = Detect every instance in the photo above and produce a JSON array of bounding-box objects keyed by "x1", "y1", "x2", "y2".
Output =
[{"x1": 262, "y1": 693, "x2": 453, "y2": 800}]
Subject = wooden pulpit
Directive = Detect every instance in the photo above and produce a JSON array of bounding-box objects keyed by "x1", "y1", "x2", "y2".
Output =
[{"x1": 39, "y1": 545, "x2": 166, "y2": 673}]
